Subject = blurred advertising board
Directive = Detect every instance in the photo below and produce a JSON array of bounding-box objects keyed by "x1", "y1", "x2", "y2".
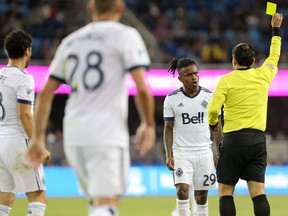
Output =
[
  {"x1": 1, "y1": 65, "x2": 287, "y2": 96},
  {"x1": 16, "y1": 165, "x2": 288, "y2": 197}
]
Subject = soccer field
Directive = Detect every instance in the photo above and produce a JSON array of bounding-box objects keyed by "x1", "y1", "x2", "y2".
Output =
[{"x1": 10, "y1": 195, "x2": 288, "y2": 215}]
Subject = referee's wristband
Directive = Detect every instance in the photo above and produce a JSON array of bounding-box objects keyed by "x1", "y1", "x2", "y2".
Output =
[
  {"x1": 272, "y1": 27, "x2": 281, "y2": 37},
  {"x1": 209, "y1": 122, "x2": 218, "y2": 130}
]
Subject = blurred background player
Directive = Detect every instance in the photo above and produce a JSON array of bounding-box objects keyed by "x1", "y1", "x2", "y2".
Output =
[
  {"x1": 208, "y1": 13, "x2": 283, "y2": 216},
  {"x1": 0, "y1": 30, "x2": 50, "y2": 216},
  {"x1": 163, "y1": 57, "x2": 222, "y2": 216},
  {"x1": 28, "y1": 0, "x2": 155, "y2": 216}
]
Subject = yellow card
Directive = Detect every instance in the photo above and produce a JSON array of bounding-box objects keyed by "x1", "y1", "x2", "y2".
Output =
[{"x1": 266, "y1": 2, "x2": 277, "y2": 15}]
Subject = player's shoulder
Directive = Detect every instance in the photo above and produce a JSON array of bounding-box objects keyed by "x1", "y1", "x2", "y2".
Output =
[
  {"x1": 167, "y1": 88, "x2": 182, "y2": 97},
  {"x1": 61, "y1": 25, "x2": 87, "y2": 45},
  {"x1": 200, "y1": 86, "x2": 212, "y2": 94},
  {"x1": 110, "y1": 21, "x2": 135, "y2": 30},
  {"x1": 0, "y1": 67, "x2": 33, "y2": 85},
  {"x1": 62, "y1": 22, "x2": 138, "y2": 44},
  {"x1": 3, "y1": 66, "x2": 28, "y2": 76}
]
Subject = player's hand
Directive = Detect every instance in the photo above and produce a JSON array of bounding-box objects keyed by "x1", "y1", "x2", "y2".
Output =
[
  {"x1": 134, "y1": 124, "x2": 156, "y2": 158},
  {"x1": 271, "y1": 13, "x2": 283, "y2": 28},
  {"x1": 27, "y1": 142, "x2": 51, "y2": 168},
  {"x1": 209, "y1": 122, "x2": 220, "y2": 132},
  {"x1": 166, "y1": 156, "x2": 175, "y2": 171}
]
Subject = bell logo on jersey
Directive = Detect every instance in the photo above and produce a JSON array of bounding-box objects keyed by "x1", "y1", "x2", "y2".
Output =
[{"x1": 182, "y1": 112, "x2": 204, "y2": 124}]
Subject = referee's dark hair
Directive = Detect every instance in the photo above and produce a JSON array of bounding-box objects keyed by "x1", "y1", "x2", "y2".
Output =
[
  {"x1": 168, "y1": 57, "x2": 197, "y2": 77},
  {"x1": 232, "y1": 43, "x2": 255, "y2": 67},
  {"x1": 4, "y1": 30, "x2": 32, "y2": 59}
]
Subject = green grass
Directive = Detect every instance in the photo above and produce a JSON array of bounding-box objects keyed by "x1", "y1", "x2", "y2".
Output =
[{"x1": 10, "y1": 195, "x2": 288, "y2": 216}]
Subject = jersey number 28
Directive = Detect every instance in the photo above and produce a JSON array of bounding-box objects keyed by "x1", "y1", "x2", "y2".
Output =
[{"x1": 68, "y1": 51, "x2": 104, "y2": 91}]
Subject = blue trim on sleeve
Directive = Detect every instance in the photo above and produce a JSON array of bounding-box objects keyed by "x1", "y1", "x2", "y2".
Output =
[
  {"x1": 128, "y1": 65, "x2": 149, "y2": 72},
  {"x1": 17, "y1": 99, "x2": 32, "y2": 105},
  {"x1": 49, "y1": 75, "x2": 66, "y2": 84},
  {"x1": 163, "y1": 117, "x2": 174, "y2": 121}
]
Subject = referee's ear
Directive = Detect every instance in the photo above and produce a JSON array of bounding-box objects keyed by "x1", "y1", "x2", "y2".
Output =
[
  {"x1": 251, "y1": 57, "x2": 255, "y2": 67},
  {"x1": 232, "y1": 57, "x2": 238, "y2": 70}
]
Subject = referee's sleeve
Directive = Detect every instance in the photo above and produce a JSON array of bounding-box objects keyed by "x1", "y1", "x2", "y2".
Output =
[
  {"x1": 259, "y1": 30, "x2": 281, "y2": 82},
  {"x1": 208, "y1": 77, "x2": 227, "y2": 126}
]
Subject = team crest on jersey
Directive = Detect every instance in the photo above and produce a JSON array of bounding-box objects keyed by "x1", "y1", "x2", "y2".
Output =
[
  {"x1": 201, "y1": 100, "x2": 208, "y2": 108},
  {"x1": 26, "y1": 89, "x2": 33, "y2": 95},
  {"x1": 175, "y1": 168, "x2": 183, "y2": 177}
]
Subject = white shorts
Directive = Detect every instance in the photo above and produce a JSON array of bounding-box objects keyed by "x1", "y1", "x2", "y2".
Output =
[
  {"x1": 173, "y1": 150, "x2": 217, "y2": 190},
  {"x1": 0, "y1": 137, "x2": 46, "y2": 194},
  {"x1": 64, "y1": 145, "x2": 130, "y2": 199}
]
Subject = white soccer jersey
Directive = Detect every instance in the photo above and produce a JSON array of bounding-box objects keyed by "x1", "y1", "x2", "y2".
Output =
[
  {"x1": 163, "y1": 86, "x2": 213, "y2": 153},
  {"x1": 49, "y1": 21, "x2": 150, "y2": 148},
  {"x1": 0, "y1": 66, "x2": 34, "y2": 138}
]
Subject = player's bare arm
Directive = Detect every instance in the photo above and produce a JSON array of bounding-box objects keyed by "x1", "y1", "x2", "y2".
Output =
[
  {"x1": 163, "y1": 120, "x2": 175, "y2": 171},
  {"x1": 19, "y1": 102, "x2": 51, "y2": 165},
  {"x1": 131, "y1": 67, "x2": 156, "y2": 157},
  {"x1": 28, "y1": 78, "x2": 61, "y2": 164},
  {"x1": 18, "y1": 103, "x2": 34, "y2": 140}
]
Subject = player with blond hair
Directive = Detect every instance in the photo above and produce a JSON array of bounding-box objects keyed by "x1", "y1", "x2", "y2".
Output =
[{"x1": 28, "y1": 0, "x2": 155, "y2": 215}]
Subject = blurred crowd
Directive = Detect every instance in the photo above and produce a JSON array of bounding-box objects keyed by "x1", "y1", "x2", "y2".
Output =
[
  {"x1": 126, "y1": 0, "x2": 288, "y2": 64},
  {"x1": 0, "y1": 0, "x2": 84, "y2": 63},
  {"x1": 1, "y1": 0, "x2": 288, "y2": 166}
]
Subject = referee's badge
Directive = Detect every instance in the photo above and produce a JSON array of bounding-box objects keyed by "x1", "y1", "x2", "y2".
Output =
[
  {"x1": 176, "y1": 168, "x2": 183, "y2": 177},
  {"x1": 201, "y1": 100, "x2": 208, "y2": 108},
  {"x1": 266, "y1": 63, "x2": 275, "y2": 70}
]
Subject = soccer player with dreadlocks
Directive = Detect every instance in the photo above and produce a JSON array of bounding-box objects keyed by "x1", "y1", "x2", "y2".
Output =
[{"x1": 163, "y1": 57, "x2": 222, "y2": 216}]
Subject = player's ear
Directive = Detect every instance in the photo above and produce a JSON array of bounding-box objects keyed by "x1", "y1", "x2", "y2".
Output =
[
  {"x1": 24, "y1": 47, "x2": 31, "y2": 57},
  {"x1": 117, "y1": 1, "x2": 125, "y2": 14}
]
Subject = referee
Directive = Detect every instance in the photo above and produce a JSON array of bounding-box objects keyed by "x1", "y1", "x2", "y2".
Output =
[{"x1": 208, "y1": 13, "x2": 283, "y2": 216}]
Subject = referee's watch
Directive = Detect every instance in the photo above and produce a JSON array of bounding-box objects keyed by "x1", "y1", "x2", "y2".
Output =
[
  {"x1": 272, "y1": 27, "x2": 281, "y2": 37},
  {"x1": 209, "y1": 122, "x2": 218, "y2": 130}
]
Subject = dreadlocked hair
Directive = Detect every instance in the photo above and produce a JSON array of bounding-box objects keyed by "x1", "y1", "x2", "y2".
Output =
[{"x1": 168, "y1": 57, "x2": 197, "y2": 77}]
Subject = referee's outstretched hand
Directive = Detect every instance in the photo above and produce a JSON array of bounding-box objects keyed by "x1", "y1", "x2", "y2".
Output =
[{"x1": 271, "y1": 13, "x2": 283, "y2": 28}]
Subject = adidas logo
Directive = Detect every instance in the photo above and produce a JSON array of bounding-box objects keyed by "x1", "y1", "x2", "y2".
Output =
[{"x1": 178, "y1": 103, "x2": 184, "y2": 107}]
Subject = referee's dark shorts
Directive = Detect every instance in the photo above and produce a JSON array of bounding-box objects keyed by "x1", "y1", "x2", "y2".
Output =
[{"x1": 216, "y1": 128, "x2": 267, "y2": 185}]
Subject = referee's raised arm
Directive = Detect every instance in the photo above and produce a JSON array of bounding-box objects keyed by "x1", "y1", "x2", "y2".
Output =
[
  {"x1": 207, "y1": 13, "x2": 283, "y2": 216},
  {"x1": 258, "y1": 13, "x2": 283, "y2": 81}
]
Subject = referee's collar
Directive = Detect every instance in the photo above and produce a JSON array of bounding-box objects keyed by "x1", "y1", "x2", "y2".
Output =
[{"x1": 236, "y1": 67, "x2": 251, "y2": 70}]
